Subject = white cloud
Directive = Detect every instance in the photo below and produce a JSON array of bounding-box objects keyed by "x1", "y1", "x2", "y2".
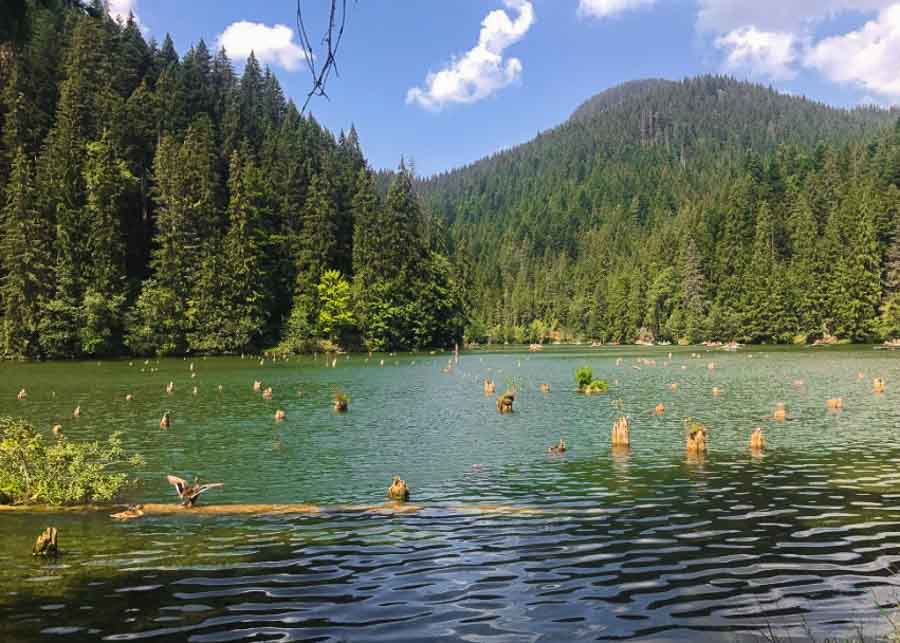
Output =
[
  {"x1": 714, "y1": 26, "x2": 798, "y2": 80},
  {"x1": 805, "y1": 4, "x2": 900, "y2": 100},
  {"x1": 406, "y1": 0, "x2": 534, "y2": 110},
  {"x1": 577, "y1": 0, "x2": 656, "y2": 19},
  {"x1": 697, "y1": 0, "x2": 896, "y2": 35},
  {"x1": 107, "y1": 0, "x2": 145, "y2": 32},
  {"x1": 216, "y1": 21, "x2": 308, "y2": 71}
]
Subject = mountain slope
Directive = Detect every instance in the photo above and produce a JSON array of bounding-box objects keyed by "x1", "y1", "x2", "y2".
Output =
[{"x1": 420, "y1": 75, "x2": 900, "y2": 345}]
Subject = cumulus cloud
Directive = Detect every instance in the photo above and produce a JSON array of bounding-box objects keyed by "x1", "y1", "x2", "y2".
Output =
[
  {"x1": 714, "y1": 26, "x2": 798, "y2": 80},
  {"x1": 406, "y1": 0, "x2": 534, "y2": 110},
  {"x1": 697, "y1": 0, "x2": 900, "y2": 88},
  {"x1": 696, "y1": 0, "x2": 896, "y2": 34},
  {"x1": 217, "y1": 21, "x2": 308, "y2": 71},
  {"x1": 805, "y1": 4, "x2": 900, "y2": 100},
  {"x1": 577, "y1": 0, "x2": 656, "y2": 19}
]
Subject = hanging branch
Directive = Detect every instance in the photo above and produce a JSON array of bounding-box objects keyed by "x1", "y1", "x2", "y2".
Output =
[{"x1": 296, "y1": 0, "x2": 352, "y2": 113}]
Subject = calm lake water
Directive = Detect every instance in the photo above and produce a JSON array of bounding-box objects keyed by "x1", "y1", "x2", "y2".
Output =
[{"x1": 2, "y1": 347, "x2": 900, "y2": 641}]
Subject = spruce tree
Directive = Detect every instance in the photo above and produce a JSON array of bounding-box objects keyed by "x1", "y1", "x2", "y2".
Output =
[{"x1": 1, "y1": 148, "x2": 53, "y2": 356}]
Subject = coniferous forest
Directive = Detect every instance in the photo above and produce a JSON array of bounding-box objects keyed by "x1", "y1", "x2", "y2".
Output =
[
  {"x1": 422, "y1": 78, "x2": 900, "y2": 346},
  {"x1": 0, "y1": 1, "x2": 466, "y2": 358},
  {"x1": 3, "y1": 4, "x2": 900, "y2": 359}
]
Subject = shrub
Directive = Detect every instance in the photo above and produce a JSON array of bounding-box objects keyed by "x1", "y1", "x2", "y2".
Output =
[
  {"x1": 584, "y1": 379, "x2": 609, "y2": 394},
  {"x1": 575, "y1": 366, "x2": 608, "y2": 393},
  {"x1": 0, "y1": 417, "x2": 143, "y2": 505},
  {"x1": 575, "y1": 366, "x2": 594, "y2": 390}
]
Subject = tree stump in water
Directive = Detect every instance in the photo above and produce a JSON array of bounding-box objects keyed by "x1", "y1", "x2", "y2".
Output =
[
  {"x1": 32, "y1": 527, "x2": 58, "y2": 557},
  {"x1": 749, "y1": 427, "x2": 765, "y2": 451},
  {"x1": 772, "y1": 402, "x2": 786, "y2": 421},
  {"x1": 686, "y1": 423, "x2": 708, "y2": 454},
  {"x1": 496, "y1": 390, "x2": 515, "y2": 414},
  {"x1": 387, "y1": 476, "x2": 410, "y2": 501},
  {"x1": 611, "y1": 416, "x2": 630, "y2": 447}
]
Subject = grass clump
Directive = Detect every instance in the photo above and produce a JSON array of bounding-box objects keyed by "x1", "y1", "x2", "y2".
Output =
[
  {"x1": 575, "y1": 366, "x2": 609, "y2": 394},
  {"x1": 0, "y1": 417, "x2": 143, "y2": 506}
]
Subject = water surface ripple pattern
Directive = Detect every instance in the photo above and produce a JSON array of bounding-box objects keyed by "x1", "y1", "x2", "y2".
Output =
[{"x1": 2, "y1": 347, "x2": 900, "y2": 641}]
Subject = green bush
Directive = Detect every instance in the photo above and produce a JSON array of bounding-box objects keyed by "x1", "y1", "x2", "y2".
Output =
[
  {"x1": 575, "y1": 366, "x2": 594, "y2": 390},
  {"x1": 0, "y1": 417, "x2": 143, "y2": 505},
  {"x1": 575, "y1": 366, "x2": 608, "y2": 393}
]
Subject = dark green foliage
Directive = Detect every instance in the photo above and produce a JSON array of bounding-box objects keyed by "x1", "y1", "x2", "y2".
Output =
[
  {"x1": 0, "y1": 2, "x2": 464, "y2": 357},
  {"x1": 421, "y1": 77, "x2": 900, "y2": 345}
]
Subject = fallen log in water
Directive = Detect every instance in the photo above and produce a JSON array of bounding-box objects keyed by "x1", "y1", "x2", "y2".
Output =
[{"x1": 0, "y1": 501, "x2": 565, "y2": 518}]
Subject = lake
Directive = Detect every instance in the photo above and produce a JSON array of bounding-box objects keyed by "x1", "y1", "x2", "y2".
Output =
[{"x1": 2, "y1": 346, "x2": 900, "y2": 641}]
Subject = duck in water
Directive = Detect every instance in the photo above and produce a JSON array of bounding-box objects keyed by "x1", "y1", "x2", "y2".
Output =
[{"x1": 166, "y1": 475, "x2": 224, "y2": 508}]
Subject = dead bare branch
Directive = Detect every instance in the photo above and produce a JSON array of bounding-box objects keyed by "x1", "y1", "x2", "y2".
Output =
[{"x1": 296, "y1": 0, "x2": 353, "y2": 113}]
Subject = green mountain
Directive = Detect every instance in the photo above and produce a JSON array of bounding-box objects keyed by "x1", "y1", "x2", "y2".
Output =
[{"x1": 421, "y1": 76, "x2": 900, "y2": 345}]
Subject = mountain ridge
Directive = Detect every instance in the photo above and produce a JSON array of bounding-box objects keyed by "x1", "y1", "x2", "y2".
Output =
[{"x1": 420, "y1": 74, "x2": 900, "y2": 346}]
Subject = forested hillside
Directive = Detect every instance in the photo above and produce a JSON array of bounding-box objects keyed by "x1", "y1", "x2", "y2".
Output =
[
  {"x1": 0, "y1": 0, "x2": 465, "y2": 358},
  {"x1": 421, "y1": 76, "x2": 900, "y2": 345}
]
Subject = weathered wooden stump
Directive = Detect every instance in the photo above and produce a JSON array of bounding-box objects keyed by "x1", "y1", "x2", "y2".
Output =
[
  {"x1": 388, "y1": 476, "x2": 410, "y2": 502},
  {"x1": 686, "y1": 423, "x2": 708, "y2": 454},
  {"x1": 548, "y1": 438, "x2": 567, "y2": 454},
  {"x1": 612, "y1": 416, "x2": 630, "y2": 447},
  {"x1": 749, "y1": 427, "x2": 765, "y2": 451},
  {"x1": 496, "y1": 390, "x2": 515, "y2": 414},
  {"x1": 32, "y1": 527, "x2": 58, "y2": 557}
]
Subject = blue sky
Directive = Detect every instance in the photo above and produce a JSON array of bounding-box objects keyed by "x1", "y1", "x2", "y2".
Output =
[{"x1": 114, "y1": 1, "x2": 900, "y2": 176}]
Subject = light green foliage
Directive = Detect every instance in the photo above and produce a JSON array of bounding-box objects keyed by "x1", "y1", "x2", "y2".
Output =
[
  {"x1": 317, "y1": 270, "x2": 354, "y2": 341},
  {"x1": 575, "y1": 365, "x2": 608, "y2": 393},
  {"x1": 0, "y1": 417, "x2": 143, "y2": 506},
  {"x1": 575, "y1": 366, "x2": 594, "y2": 390},
  {"x1": 584, "y1": 379, "x2": 609, "y2": 394}
]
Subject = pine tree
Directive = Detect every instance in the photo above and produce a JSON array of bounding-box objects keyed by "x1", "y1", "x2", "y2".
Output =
[
  {"x1": 283, "y1": 172, "x2": 338, "y2": 348},
  {"x1": 220, "y1": 149, "x2": 268, "y2": 349},
  {"x1": 1, "y1": 148, "x2": 53, "y2": 356},
  {"x1": 80, "y1": 131, "x2": 136, "y2": 354}
]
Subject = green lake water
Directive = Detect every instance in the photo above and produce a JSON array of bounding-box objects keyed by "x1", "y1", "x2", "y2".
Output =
[{"x1": 2, "y1": 346, "x2": 900, "y2": 641}]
